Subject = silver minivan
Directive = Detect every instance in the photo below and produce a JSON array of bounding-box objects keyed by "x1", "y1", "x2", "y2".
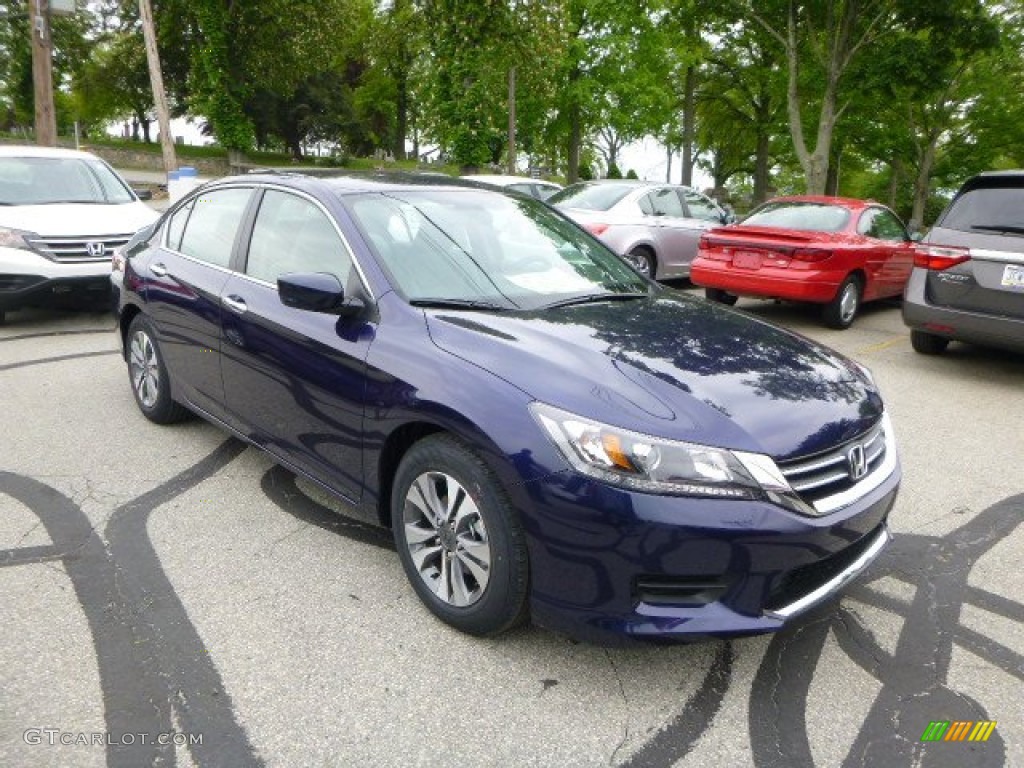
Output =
[{"x1": 903, "y1": 170, "x2": 1024, "y2": 354}]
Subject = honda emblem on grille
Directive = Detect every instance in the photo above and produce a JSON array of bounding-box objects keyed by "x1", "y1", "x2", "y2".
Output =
[
  {"x1": 847, "y1": 444, "x2": 868, "y2": 481},
  {"x1": 85, "y1": 241, "x2": 106, "y2": 258}
]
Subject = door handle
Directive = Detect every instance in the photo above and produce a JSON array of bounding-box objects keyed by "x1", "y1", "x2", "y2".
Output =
[
  {"x1": 150, "y1": 262, "x2": 168, "y2": 277},
  {"x1": 222, "y1": 295, "x2": 247, "y2": 314}
]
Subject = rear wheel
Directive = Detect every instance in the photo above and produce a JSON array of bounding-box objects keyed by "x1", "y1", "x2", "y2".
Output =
[
  {"x1": 126, "y1": 315, "x2": 189, "y2": 424},
  {"x1": 910, "y1": 329, "x2": 950, "y2": 355},
  {"x1": 392, "y1": 435, "x2": 529, "y2": 636},
  {"x1": 624, "y1": 246, "x2": 656, "y2": 279},
  {"x1": 822, "y1": 275, "x2": 862, "y2": 329},
  {"x1": 705, "y1": 288, "x2": 738, "y2": 306}
]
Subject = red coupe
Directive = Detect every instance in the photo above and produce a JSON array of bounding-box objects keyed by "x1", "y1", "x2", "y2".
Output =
[{"x1": 691, "y1": 196, "x2": 916, "y2": 328}]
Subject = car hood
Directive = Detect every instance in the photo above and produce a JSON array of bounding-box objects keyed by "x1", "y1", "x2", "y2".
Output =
[
  {"x1": 425, "y1": 292, "x2": 882, "y2": 460},
  {"x1": 0, "y1": 201, "x2": 158, "y2": 236}
]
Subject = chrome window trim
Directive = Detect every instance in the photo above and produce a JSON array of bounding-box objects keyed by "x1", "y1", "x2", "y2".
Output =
[{"x1": 158, "y1": 181, "x2": 375, "y2": 302}]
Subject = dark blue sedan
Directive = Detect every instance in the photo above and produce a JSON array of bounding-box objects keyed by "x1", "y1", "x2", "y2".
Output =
[{"x1": 117, "y1": 172, "x2": 899, "y2": 644}]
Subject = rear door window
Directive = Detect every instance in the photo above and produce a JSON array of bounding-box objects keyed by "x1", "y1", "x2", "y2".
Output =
[
  {"x1": 646, "y1": 188, "x2": 685, "y2": 217},
  {"x1": 177, "y1": 187, "x2": 253, "y2": 268},
  {"x1": 859, "y1": 208, "x2": 907, "y2": 241}
]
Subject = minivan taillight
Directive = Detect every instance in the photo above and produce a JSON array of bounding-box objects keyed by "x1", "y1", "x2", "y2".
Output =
[{"x1": 914, "y1": 244, "x2": 971, "y2": 270}]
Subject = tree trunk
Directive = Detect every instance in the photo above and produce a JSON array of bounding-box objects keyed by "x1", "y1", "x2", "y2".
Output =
[
  {"x1": 394, "y1": 75, "x2": 408, "y2": 161},
  {"x1": 911, "y1": 141, "x2": 938, "y2": 232},
  {"x1": 753, "y1": 128, "x2": 770, "y2": 204},
  {"x1": 567, "y1": 84, "x2": 581, "y2": 182},
  {"x1": 887, "y1": 158, "x2": 902, "y2": 209},
  {"x1": 681, "y1": 65, "x2": 696, "y2": 186},
  {"x1": 665, "y1": 143, "x2": 673, "y2": 183}
]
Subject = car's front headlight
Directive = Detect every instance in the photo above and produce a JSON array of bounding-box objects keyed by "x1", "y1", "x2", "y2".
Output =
[
  {"x1": 0, "y1": 226, "x2": 41, "y2": 254},
  {"x1": 531, "y1": 402, "x2": 813, "y2": 513}
]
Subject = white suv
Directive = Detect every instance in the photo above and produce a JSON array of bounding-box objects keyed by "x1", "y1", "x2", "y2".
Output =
[{"x1": 0, "y1": 145, "x2": 159, "y2": 322}]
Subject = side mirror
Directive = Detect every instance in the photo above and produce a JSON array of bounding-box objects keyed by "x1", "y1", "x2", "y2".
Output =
[
  {"x1": 133, "y1": 187, "x2": 153, "y2": 201},
  {"x1": 278, "y1": 272, "x2": 362, "y2": 316},
  {"x1": 909, "y1": 231, "x2": 924, "y2": 242}
]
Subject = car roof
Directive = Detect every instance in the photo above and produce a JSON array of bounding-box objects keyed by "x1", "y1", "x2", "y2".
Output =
[
  {"x1": 766, "y1": 194, "x2": 876, "y2": 208},
  {"x1": 461, "y1": 174, "x2": 560, "y2": 187},
  {"x1": 958, "y1": 169, "x2": 1024, "y2": 192},
  {"x1": 222, "y1": 170, "x2": 504, "y2": 196},
  {"x1": 0, "y1": 144, "x2": 101, "y2": 160},
  {"x1": 569, "y1": 179, "x2": 699, "y2": 192}
]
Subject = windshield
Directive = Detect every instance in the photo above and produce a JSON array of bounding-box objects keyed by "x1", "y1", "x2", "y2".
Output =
[
  {"x1": 938, "y1": 184, "x2": 1024, "y2": 233},
  {"x1": 548, "y1": 183, "x2": 634, "y2": 211},
  {"x1": 742, "y1": 202, "x2": 850, "y2": 232},
  {"x1": 0, "y1": 156, "x2": 136, "y2": 205},
  {"x1": 345, "y1": 189, "x2": 649, "y2": 310}
]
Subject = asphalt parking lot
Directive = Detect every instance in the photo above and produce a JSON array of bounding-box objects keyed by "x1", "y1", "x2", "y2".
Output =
[{"x1": 1, "y1": 291, "x2": 1021, "y2": 768}]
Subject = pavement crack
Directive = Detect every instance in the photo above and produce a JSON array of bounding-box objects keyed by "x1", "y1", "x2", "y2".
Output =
[{"x1": 261, "y1": 521, "x2": 311, "y2": 555}]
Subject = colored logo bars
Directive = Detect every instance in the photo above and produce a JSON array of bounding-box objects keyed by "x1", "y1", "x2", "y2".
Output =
[{"x1": 921, "y1": 721, "x2": 997, "y2": 742}]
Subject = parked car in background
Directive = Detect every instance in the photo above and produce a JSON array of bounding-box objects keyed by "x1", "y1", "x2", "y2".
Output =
[
  {"x1": 692, "y1": 196, "x2": 916, "y2": 329},
  {"x1": 461, "y1": 174, "x2": 563, "y2": 200},
  {"x1": 116, "y1": 171, "x2": 898, "y2": 644},
  {"x1": 903, "y1": 170, "x2": 1024, "y2": 354},
  {"x1": 0, "y1": 145, "x2": 158, "y2": 323},
  {"x1": 549, "y1": 180, "x2": 731, "y2": 280}
]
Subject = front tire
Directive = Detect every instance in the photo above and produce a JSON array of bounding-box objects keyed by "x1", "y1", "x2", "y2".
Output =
[
  {"x1": 392, "y1": 435, "x2": 529, "y2": 636},
  {"x1": 126, "y1": 315, "x2": 189, "y2": 424},
  {"x1": 822, "y1": 275, "x2": 862, "y2": 329},
  {"x1": 910, "y1": 329, "x2": 950, "y2": 355},
  {"x1": 705, "y1": 288, "x2": 739, "y2": 306}
]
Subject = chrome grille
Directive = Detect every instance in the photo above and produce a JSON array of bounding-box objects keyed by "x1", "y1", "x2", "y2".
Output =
[
  {"x1": 778, "y1": 420, "x2": 887, "y2": 506},
  {"x1": 25, "y1": 234, "x2": 133, "y2": 263}
]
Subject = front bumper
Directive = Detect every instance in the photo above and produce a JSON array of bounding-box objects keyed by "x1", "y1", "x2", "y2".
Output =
[
  {"x1": 902, "y1": 268, "x2": 1024, "y2": 353},
  {"x1": 522, "y1": 453, "x2": 900, "y2": 644},
  {"x1": 0, "y1": 247, "x2": 113, "y2": 310}
]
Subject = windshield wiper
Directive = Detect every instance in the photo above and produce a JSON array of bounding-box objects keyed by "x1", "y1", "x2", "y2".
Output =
[
  {"x1": 971, "y1": 224, "x2": 1024, "y2": 236},
  {"x1": 409, "y1": 298, "x2": 512, "y2": 311},
  {"x1": 543, "y1": 291, "x2": 648, "y2": 309}
]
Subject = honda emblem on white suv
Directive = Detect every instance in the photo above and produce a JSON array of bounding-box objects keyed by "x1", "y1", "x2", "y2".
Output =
[
  {"x1": 85, "y1": 241, "x2": 107, "y2": 258},
  {"x1": 847, "y1": 443, "x2": 868, "y2": 481}
]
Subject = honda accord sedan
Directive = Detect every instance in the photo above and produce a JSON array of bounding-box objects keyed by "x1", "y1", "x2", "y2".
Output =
[
  {"x1": 550, "y1": 181, "x2": 731, "y2": 280},
  {"x1": 117, "y1": 172, "x2": 899, "y2": 644}
]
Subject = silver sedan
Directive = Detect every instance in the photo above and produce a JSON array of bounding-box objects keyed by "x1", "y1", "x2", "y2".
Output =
[{"x1": 550, "y1": 181, "x2": 731, "y2": 280}]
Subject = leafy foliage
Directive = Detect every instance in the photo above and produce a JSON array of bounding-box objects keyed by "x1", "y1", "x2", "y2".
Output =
[{"x1": 0, "y1": 0, "x2": 1020, "y2": 221}]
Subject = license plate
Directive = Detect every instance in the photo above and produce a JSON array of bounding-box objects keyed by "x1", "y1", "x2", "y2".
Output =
[
  {"x1": 1000, "y1": 264, "x2": 1024, "y2": 288},
  {"x1": 733, "y1": 250, "x2": 763, "y2": 269}
]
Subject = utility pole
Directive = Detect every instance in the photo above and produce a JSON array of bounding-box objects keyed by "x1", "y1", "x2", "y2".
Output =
[
  {"x1": 29, "y1": 0, "x2": 56, "y2": 146},
  {"x1": 139, "y1": 0, "x2": 177, "y2": 173},
  {"x1": 506, "y1": 67, "x2": 516, "y2": 175}
]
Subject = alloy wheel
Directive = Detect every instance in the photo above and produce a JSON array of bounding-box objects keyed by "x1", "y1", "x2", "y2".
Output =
[
  {"x1": 129, "y1": 329, "x2": 161, "y2": 409},
  {"x1": 402, "y1": 471, "x2": 491, "y2": 607},
  {"x1": 839, "y1": 282, "x2": 859, "y2": 324}
]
